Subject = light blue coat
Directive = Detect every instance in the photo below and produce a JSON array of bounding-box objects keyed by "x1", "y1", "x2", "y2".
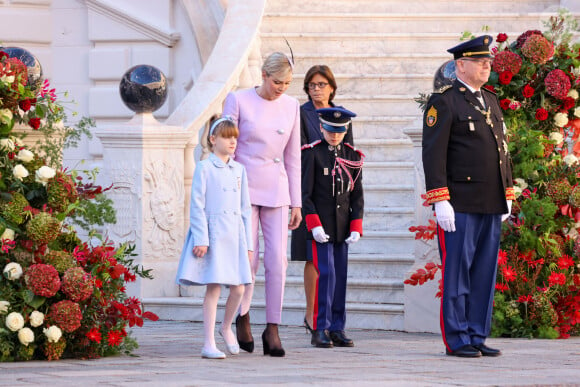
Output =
[{"x1": 176, "y1": 153, "x2": 252, "y2": 286}]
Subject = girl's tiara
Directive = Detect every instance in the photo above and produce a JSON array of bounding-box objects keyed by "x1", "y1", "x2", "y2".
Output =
[{"x1": 209, "y1": 116, "x2": 235, "y2": 136}]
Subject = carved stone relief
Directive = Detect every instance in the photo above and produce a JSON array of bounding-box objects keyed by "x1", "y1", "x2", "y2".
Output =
[{"x1": 108, "y1": 161, "x2": 140, "y2": 244}]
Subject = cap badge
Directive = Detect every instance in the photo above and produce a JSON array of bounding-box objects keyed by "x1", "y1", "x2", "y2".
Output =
[
  {"x1": 426, "y1": 105, "x2": 438, "y2": 127},
  {"x1": 484, "y1": 37, "x2": 489, "y2": 44},
  {"x1": 333, "y1": 111, "x2": 341, "y2": 118}
]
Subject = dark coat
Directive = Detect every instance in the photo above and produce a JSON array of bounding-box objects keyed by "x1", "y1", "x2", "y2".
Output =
[
  {"x1": 302, "y1": 140, "x2": 364, "y2": 242},
  {"x1": 422, "y1": 80, "x2": 514, "y2": 214}
]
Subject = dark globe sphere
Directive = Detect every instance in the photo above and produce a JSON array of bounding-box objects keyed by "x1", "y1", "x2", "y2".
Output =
[
  {"x1": 0, "y1": 46, "x2": 43, "y2": 93},
  {"x1": 119, "y1": 65, "x2": 167, "y2": 113},
  {"x1": 433, "y1": 60, "x2": 457, "y2": 91}
]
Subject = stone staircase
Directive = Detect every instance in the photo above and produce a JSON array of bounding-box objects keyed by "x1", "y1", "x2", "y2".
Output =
[{"x1": 249, "y1": 0, "x2": 563, "y2": 330}]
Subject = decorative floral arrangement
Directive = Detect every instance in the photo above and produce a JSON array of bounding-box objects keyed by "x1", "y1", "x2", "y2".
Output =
[
  {"x1": 0, "y1": 48, "x2": 158, "y2": 361},
  {"x1": 407, "y1": 12, "x2": 580, "y2": 339}
]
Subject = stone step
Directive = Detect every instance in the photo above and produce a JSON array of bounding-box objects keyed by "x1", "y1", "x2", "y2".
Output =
[
  {"x1": 362, "y1": 161, "x2": 415, "y2": 184},
  {"x1": 144, "y1": 297, "x2": 405, "y2": 330},
  {"x1": 265, "y1": 0, "x2": 557, "y2": 14},
  {"x1": 288, "y1": 73, "x2": 433, "y2": 96},
  {"x1": 348, "y1": 230, "x2": 414, "y2": 254},
  {"x1": 352, "y1": 116, "x2": 416, "y2": 139},
  {"x1": 262, "y1": 13, "x2": 549, "y2": 35},
  {"x1": 363, "y1": 184, "x2": 415, "y2": 207},
  {"x1": 364, "y1": 206, "x2": 415, "y2": 231},
  {"x1": 354, "y1": 138, "x2": 413, "y2": 162},
  {"x1": 292, "y1": 53, "x2": 451, "y2": 76}
]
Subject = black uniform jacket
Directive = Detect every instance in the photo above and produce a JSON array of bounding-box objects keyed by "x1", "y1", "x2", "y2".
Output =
[
  {"x1": 302, "y1": 139, "x2": 364, "y2": 243},
  {"x1": 422, "y1": 80, "x2": 515, "y2": 214}
]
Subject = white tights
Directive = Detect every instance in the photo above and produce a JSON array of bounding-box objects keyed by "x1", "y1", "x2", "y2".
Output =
[{"x1": 203, "y1": 284, "x2": 244, "y2": 350}]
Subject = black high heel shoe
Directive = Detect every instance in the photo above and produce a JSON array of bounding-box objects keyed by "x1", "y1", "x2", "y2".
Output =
[
  {"x1": 235, "y1": 313, "x2": 254, "y2": 353},
  {"x1": 262, "y1": 323, "x2": 285, "y2": 357},
  {"x1": 303, "y1": 317, "x2": 313, "y2": 334}
]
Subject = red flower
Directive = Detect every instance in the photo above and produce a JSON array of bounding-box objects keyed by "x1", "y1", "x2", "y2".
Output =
[
  {"x1": 561, "y1": 97, "x2": 575, "y2": 111},
  {"x1": 107, "y1": 330, "x2": 123, "y2": 346},
  {"x1": 517, "y1": 295, "x2": 533, "y2": 303},
  {"x1": 500, "y1": 98, "x2": 511, "y2": 110},
  {"x1": 109, "y1": 264, "x2": 125, "y2": 279},
  {"x1": 545, "y1": 69, "x2": 571, "y2": 99},
  {"x1": 499, "y1": 71, "x2": 513, "y2": 85},
  {"x1": 0, "y1": 51, "x2": 7, "y2": 60},
  {"x1": 535, "y1": 108, "x2": 549, "y2": 121},
  {"x1": 493, "y1": 51, "x2": 522, "y2": 75},
  {"x1": 48, "y1": 300, "x2": 82, "y2": 333},
  {"x1": 86, "y1": 328, "x2": 102, "y2": 343},
  {"x1": 483, "y1": 85, "x2": 496, "y2": 92},
  {"x1": 521, "y1": 34, "x2": 554, "y2": 64},
  {"x1": 557, "y1": 254, "x2": 574, "y2": 270},
  {"x1": 495, "y1": 282, "x2": 509, "y2": 292},
  {"x1": 497, "y1": 249, "x2": 508, "y2": 266},
  {"x1": 18, "y1": 99, "x2": 32, "y2": 111},
  {"x1": 502, "y1": 265, "x2": 517, "y2": 282},
  {"x1": 24, "y1": 264, "x2": 61, "y2": 297},
  {"x1": 496, "y1": 33, "x2": 508, "y2": 43},
  {"x1": 28, "y1": 117, "x2": 41, "y2": 130},
  {"x1": 62, "y1": 267, "x2": 94, "y2": 302},
  {"x1": 522, "y1": 85, "x2": 535, "y2": 98},
  {"x1": 548, "y1": 272, "x2": 566, "y2": 286}
]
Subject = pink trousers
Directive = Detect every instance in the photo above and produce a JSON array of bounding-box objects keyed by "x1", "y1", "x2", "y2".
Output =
[{"x1": 239, "y1": 205, "x2": 288, "y2": 324}]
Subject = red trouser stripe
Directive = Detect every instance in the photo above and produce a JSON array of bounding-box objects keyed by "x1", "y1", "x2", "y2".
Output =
[
  {"x1": 312, "y1": 240, "x2": 320, "y2": 331},
  {"x1": 437, "y1": 224, "x2": 451, "y2": 352}
]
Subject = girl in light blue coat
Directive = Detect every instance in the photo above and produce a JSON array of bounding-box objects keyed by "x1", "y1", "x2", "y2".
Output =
[{"x1": 176, "y1": 117, "x2": 253, "y2": 359}]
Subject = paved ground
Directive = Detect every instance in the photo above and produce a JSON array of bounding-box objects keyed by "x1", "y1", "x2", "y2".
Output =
[{"x1": 1, "y1": 320, "x2": 580, "y2": 386}]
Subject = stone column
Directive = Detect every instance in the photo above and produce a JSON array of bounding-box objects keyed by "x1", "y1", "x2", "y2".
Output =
[
  {"x1": 96, "y1": 113, "x2": 191, "y2": 299},
  {"x1": 403, "y1": 122, "x2": 440, "y2": 333}
]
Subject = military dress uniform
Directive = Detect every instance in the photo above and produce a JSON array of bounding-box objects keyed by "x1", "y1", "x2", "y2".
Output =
[
  {"x1": 302, "y1": 107, "x2": 364, "y2": 347},
  {"x1": 422, "y1": 35, "x2": 515, "y2": 357}
]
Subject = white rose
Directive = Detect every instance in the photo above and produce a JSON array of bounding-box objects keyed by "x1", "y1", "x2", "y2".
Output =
[
  {"x1": 513, "y1": 186, "x2": 523, "y2": 198},
  {"x1": 554, "y1": 112, "x2": 569, "y2": 127},
  {"x1": 43, "y1": 326, "x2": 62, "y2": 343},
  {"x1": 35, "y1": 166, "x2": 56, "y2": 185},
  {"x1": 13, "y1": 164, "x2": 29, "y2": 180},
  {"x1": 514, "y1": 178, "x2": 528, "y2": 190},
  {"x1": 575, "y1": 107, "x2": 580, "y2": 118},
  {"x1": 1, "y1": 228, "x2": 15, "y2": 241},
  {"x1": 29, "y1": 311, "x2": 44, "y2": 327},
  {"x1": 0, "y1": 301, "x2": 9, "y2": 314},
  {"x1": 5, "y1": 312, "x2": 25, "y2": 332},
  {"x1": 0, "y1": 75, "x2": 15, "y2": 84},
  {"x1": 16, "y1": 149, "x2": 34, "y2": 163},
  {"x1": 3, "y1": 262, "x2": 23, "y2": 280},
  {"x1": 549, "y1": 132, "x2": 564, "y2": 144},
  {"x1": 0, "y1": 138, "x2": 15, "y2": 151},
  {"x1": 563, "y1": 154, "x2": 579, "y2": 166},
  {"x1": 568, "y1": 89, "x2": 579, "y2": 100},
  {"x1": 18, "y1": 327, "x2": 34, "y2": 346},
  {"x1": 0, "y1": 108, "x2": 13, "y2": 125}
]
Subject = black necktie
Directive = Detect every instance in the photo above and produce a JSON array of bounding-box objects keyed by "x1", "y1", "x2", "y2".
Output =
[
  {"x1": 474, "y1": 91, "x2": 482, "y2": 98},
  {"x1": 474, "y1": 91, "x2": 485, "y2": 108}
]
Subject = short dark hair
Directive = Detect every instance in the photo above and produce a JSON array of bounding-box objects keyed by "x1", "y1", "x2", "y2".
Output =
[{"x1": 303, "y1": 65, "x2": 337, "y2": 103}]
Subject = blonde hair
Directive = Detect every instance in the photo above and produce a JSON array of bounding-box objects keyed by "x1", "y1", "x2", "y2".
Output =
[
  {"x1": 262, "y1": 52, "x2": 293, "y2": 78},
  {"x1": 208, "y1": 119, "x2": 239, "y2": 151}
]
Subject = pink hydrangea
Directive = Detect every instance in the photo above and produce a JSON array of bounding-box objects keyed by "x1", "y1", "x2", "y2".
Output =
[
  {"x1": 545, "y1": 69, "x2": 571, "y2": 99},
  {"x1": 492, "y1": 51, "x2": 523, "y2": 75},
  {"x1": 521, "y1": 34, "x2": 554, "y2": 64},
  {"x1": 24, "y1": 264, "x2": 61, "y2": 297}
]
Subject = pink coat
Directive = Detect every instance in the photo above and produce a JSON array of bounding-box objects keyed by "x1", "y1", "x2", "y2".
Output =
[{"x1": 223, "y1": 88, "x2": 301, "y2": 208}]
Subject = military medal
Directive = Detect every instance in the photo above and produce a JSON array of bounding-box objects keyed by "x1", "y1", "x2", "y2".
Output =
[{"x1": 472, "y1": 105, "x2": 493, "y2": 127}]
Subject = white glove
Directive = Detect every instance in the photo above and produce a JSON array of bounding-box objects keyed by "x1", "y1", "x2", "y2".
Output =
[
  {"x1": 434, "y1": 200, "x2": 456, "y2": 232},
  {"x1": 501, "y1": 200, "x2": 512, "y2": 222},
  {"x1": 312, "y1": 226, "x2": 330, "y2": 243},
  {"x1": 345, "y1": 231, "x2": 360, "y2": 244}
]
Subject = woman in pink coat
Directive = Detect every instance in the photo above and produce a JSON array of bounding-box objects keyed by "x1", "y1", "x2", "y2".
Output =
[{"x1": 222, "y1": 52, "x2": 302, "y2": 357}]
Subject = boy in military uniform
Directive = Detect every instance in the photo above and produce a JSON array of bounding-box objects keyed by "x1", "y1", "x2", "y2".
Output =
[
  {"x1": 422, "y1": 35, "x2": 515, "y2": 358},
  {"x1": 301, "y1": 106, "x2": 364, "y2": 348}
]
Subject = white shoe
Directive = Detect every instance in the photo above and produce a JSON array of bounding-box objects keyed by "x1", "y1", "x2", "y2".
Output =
[
  {"x1": 201, "y1": 347, "x2": 226, "y2": 359},
  {"x1": 219, "y1": 328, "x2": 240, "y2": 355}
]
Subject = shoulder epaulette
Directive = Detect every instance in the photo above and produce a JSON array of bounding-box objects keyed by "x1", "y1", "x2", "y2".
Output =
[
  {"x1": 482, "y1": 86, "x2": 497, "y2": 95},
  {"x1": 344, "y1": 143, "x2": 366, "y2": 159},
  {"x1": 301, "y1": 140, "x2": 321, "y2": 150},
  {"x1": 433, "y1": 85, "x2": 452, "y2": 94}
]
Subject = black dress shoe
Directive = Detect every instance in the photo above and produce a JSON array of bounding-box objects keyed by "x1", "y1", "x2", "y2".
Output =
[
  {"x1": 445, "y1": 344, "x2": 482, "y2": 358},
  {"x1": 473, "y1": 343, "x2": 502, "y2": 357},
  {"x1": 311, "y1": 330, "x2": 333, "y2": 348},
  {"x1": 329, "y1": 331, "x2": 354, "y2": 347}
]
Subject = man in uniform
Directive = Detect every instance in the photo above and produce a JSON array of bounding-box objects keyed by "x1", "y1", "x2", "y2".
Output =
[
  {"x1": 302, "y1": 106, "x2": 364, "y2": 348},
  {"x1": 422, "y1": 35, "x2": 515, "y2": 357}
]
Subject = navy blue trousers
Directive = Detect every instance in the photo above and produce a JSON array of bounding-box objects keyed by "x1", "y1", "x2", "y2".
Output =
[
  {"x1": 312, "y1": 240, "x2": 349, "y2": 331},
  {"x1": 437, "y1": 212, "x2": 501, "y2": 352}
]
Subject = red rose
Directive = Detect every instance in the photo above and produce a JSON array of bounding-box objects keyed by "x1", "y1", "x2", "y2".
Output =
[
  {"x1": 496, "y1": 33, "x2": 508, "y2": 43},
  {"x1": 500, "y1": 99, "x2": 511, "y2": 110},
  {"x1": 18, "y1": 99, "x2": 31, "y2": 111},
  {"x1": 561, "y1": 97, "x2": 575, "y2": 111},
  {"x1": 0, "y1": 51, "x2": 7, "y2": 61},
  {"x1": 535, "y1": 108, "x2": 549, "y2": 121},
  {"x1": 483, "y1": 85, "x2": 496, "y2": 92},
  {"x1": 499, "y1": 71, "x2": 513, "y2": 85},
  {"x1": 28, "y1": 117, "x2": 41, "y2": 130},
  {"x1": 522, "y1": 85, "x2": 535, "y2": 98}
]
